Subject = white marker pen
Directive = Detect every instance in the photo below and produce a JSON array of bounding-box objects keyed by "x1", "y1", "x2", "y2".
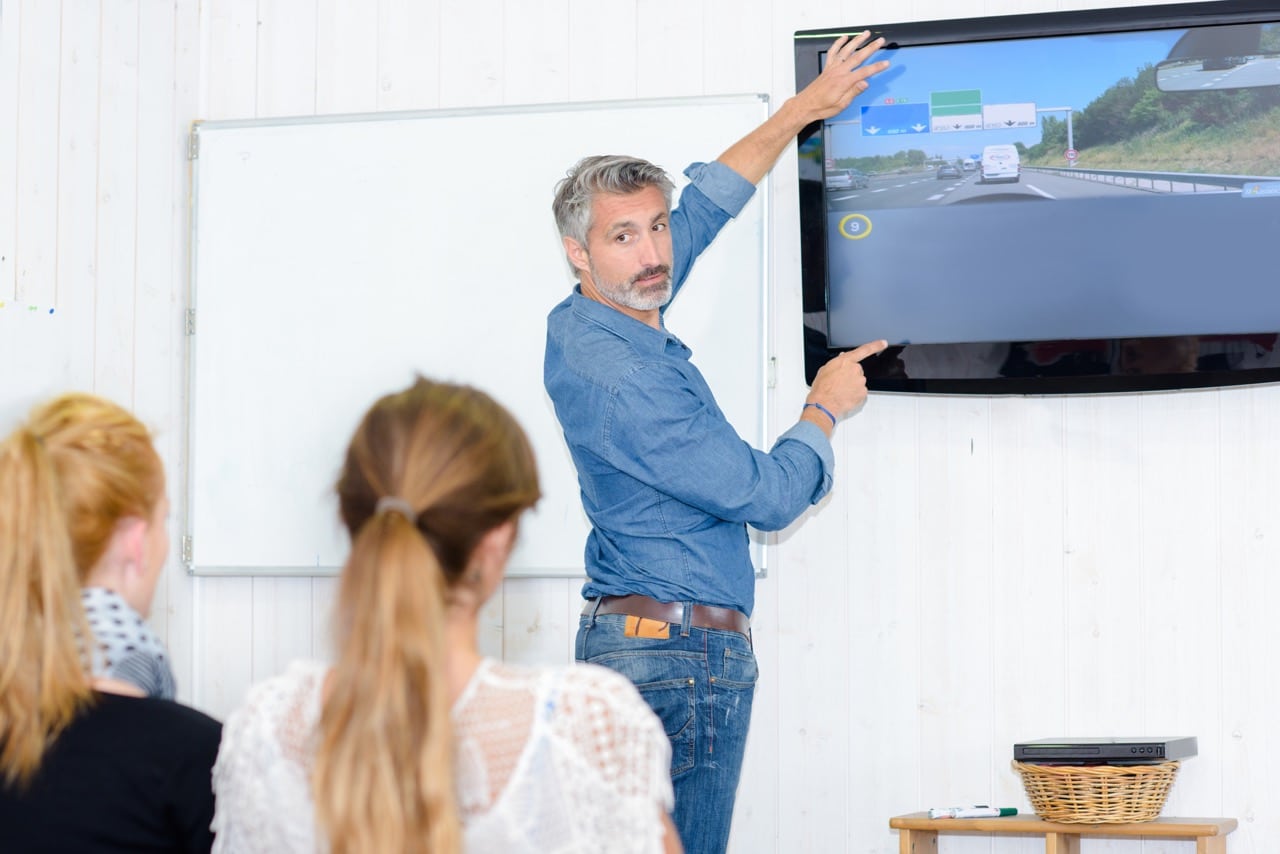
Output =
[{"x1": 928, "y1": 806, "x2": 1018, "y2": 819}]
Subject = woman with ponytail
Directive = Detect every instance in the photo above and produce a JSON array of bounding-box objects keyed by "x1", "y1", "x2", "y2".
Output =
[
  {"x1": 0, "y1": 392, "x2": 222, "y2": 852},
  {"x1": 211, "y1": 376, "x2": 680, "y2": 853}
]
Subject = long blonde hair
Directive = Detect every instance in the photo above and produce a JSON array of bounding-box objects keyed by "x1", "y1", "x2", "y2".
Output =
[
  {"x1": 314, "y1": 377, "x2": 540, "y2": 853},
  {"x1": 0, "y1": 393, "x2": 163, "y2": 787}
]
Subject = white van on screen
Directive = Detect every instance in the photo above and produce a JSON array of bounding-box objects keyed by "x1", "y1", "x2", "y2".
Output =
[{"x1": 979, "y1": 144, "x2": 1020, "y2": 183}]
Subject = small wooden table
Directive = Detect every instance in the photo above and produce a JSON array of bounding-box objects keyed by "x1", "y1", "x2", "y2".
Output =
[{"x1": 889, "y1": 812, "x2": 1237, "y2": 854}]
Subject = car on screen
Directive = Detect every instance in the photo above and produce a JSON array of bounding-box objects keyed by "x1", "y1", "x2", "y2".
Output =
[
  {"x1": 979, "y1": 144, "x2": 1021, "y2": 183},
  {"x1": 936, "y1": 163, "x2": 962, "y2": 180},
  {"x1": 826, "y1": 169, "x2": 869, "y2": 191},
  {"x1": 1201, "y1": 55, "x2": 1243, "y2": 71}
]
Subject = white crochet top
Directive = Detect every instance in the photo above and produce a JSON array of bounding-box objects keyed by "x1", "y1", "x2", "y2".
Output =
[{"x1": 210, "y1": 658, "x2": 673, "y2": 853}]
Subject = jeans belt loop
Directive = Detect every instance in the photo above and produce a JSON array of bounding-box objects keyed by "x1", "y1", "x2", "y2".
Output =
[
  {"x1": 679, "y1": 600, "x2": 693, "y2": 637},
  {"x1": 586, "y1": 596, "x2": 603, "y2": 626}
]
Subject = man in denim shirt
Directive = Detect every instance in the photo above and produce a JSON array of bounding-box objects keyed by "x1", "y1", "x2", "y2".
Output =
[{"x1": 544, "y1": 33, "x2": 889, "y2": 854}]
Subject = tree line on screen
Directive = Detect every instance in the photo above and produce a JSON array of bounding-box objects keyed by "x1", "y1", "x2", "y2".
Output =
[{"x1": 1028, "y1": 68, "x2": 1280, "y2": 164}]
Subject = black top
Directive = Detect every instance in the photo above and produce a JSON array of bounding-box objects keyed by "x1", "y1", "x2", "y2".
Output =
[{"x1": 0, "y1": 692, "x2": 222, "y2": 853}]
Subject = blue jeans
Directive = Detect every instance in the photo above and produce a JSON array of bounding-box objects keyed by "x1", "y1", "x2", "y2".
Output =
[{"x1": 577, "y1": 607, "x2": 758, "y2": 854}]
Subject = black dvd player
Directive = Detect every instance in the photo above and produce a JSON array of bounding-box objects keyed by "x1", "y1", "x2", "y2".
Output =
[{"x1": 1014, "y1": 736, "x2": 1198, "y2": 765}]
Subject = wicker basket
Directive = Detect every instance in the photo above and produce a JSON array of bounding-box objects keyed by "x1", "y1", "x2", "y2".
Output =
[{"x1": 1012, "y1": 760, "x2": 1179, "y2": 823}]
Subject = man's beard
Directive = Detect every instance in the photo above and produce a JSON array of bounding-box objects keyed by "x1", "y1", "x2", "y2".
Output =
[{"x1": 591, "y1": 262, "x2": 673, "y2": 311}]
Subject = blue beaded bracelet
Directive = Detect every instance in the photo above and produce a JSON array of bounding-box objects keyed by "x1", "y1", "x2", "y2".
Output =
[{"x1": 803, "y1": 402, "x2": 838, "y2": 428}]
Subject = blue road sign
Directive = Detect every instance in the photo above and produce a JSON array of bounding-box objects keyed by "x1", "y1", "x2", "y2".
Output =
[{"x1": 860, "y1": 103, "x2": 930, "y2": 137}]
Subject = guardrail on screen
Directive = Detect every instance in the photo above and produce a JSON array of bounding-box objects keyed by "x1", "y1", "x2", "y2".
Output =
[{"x1": 1024, "y1": 164, "x2": 1277, "y2": 193}]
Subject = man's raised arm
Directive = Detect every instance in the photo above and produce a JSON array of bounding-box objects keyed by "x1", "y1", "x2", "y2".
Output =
[{"x1": 717, "y1": 32, "x2": 889, "y2": 184}]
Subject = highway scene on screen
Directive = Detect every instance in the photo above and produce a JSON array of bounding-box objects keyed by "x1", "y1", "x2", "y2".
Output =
[
  {"x1": 815, "y1": 21, "x2": 1280, "y2": 213},
  {"x1": 824, "y1": 165, "x2": 1153, "y2": 212},
  {"x1": 813, "y1": 20, "x2": 1280, "y2": 350}
]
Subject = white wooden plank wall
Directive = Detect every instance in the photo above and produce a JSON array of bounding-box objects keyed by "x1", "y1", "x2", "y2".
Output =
[{"x1": 1, "y1": 0, "x2": 1270, "y2": 851}]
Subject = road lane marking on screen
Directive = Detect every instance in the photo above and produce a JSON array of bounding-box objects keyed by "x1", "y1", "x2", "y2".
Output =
[{"x1": 1026, "y1": 184, "x2": 1056, "y2": 199}]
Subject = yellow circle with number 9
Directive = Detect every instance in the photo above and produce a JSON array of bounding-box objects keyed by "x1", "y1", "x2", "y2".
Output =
[{"x1": 838, "y1": 213, "x2": 872, "y2": 240}]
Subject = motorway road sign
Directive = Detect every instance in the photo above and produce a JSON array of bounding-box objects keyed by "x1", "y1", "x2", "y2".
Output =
[
  {"x1": 859, "y1": 103, "x2": 930, "y2": 136},
  {"x1": 983, "y1": 102, "x2": 1037, "y2": 129}
]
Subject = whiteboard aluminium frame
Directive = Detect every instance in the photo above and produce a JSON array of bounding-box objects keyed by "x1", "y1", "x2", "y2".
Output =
[{"x1": 183, "y1": 95, "x2": 772, "y2": 578}]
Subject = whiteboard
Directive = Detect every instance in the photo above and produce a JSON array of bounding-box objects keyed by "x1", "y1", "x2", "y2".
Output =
[{"x1": 186, "y1": 95, "x2": 770, "y2": 577}]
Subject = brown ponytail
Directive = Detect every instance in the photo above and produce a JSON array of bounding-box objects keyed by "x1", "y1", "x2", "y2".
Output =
[
  {"x1": 0, "y1": 394, "x2": 163, "y2": 787},
  {"x1": 314, "y1": 377, "x2": 540, "y2": 853}
]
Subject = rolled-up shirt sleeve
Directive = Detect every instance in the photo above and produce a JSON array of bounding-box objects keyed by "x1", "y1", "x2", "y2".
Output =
[
  {"x1": 683, "y1": 161, "x2": 755, "y2": 214},
  {"x1": 667, "y1": 162, "x2": 758, "y2": 299}
]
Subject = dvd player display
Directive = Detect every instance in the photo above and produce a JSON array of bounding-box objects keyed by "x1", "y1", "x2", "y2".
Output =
[{"x1": 1014, "y1": 736, "x2": 1198, "y2": 765}]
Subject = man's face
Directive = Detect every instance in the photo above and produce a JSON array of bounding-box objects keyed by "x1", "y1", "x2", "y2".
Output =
[{"x1": 567, "y1": 185, "x2": 674, "y2": 321}]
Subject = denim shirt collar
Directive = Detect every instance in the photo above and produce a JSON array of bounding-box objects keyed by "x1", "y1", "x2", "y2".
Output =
[{"x1": 568, "y1": 285, "x2": 688, "y2": 358}]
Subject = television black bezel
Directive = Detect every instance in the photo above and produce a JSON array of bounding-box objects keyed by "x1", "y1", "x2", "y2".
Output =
[{"x1": 795, "y1": 0, "x2": 1280, "y2": 394}]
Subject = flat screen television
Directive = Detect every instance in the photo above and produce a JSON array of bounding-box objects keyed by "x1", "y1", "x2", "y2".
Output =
[{"x1": 795, "y1": 0, "x2": 1280, "y2": 393}]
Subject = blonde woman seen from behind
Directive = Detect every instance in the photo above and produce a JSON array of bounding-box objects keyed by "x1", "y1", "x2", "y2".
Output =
[
  {"x1": 211, "y1": 377, "x2": 681, "y2": 853},
  {"x1": 0, "y1": 393, "x2": 222, "y2": 852}
]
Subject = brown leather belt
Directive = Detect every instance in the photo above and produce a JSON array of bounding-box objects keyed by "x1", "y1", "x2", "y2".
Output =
[{"x1": 584, "y1": 594, "x2": 750, "y2": 635}]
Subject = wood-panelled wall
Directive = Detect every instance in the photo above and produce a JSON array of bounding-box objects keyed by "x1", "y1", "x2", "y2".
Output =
[{"x1": 1, "y1": 1, "x2": 1270, "y2": 851}]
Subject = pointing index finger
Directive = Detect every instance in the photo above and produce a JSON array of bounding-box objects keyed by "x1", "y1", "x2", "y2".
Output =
[{"x1": 846, "y1": 339, "x2": 889, "y2": 362}]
